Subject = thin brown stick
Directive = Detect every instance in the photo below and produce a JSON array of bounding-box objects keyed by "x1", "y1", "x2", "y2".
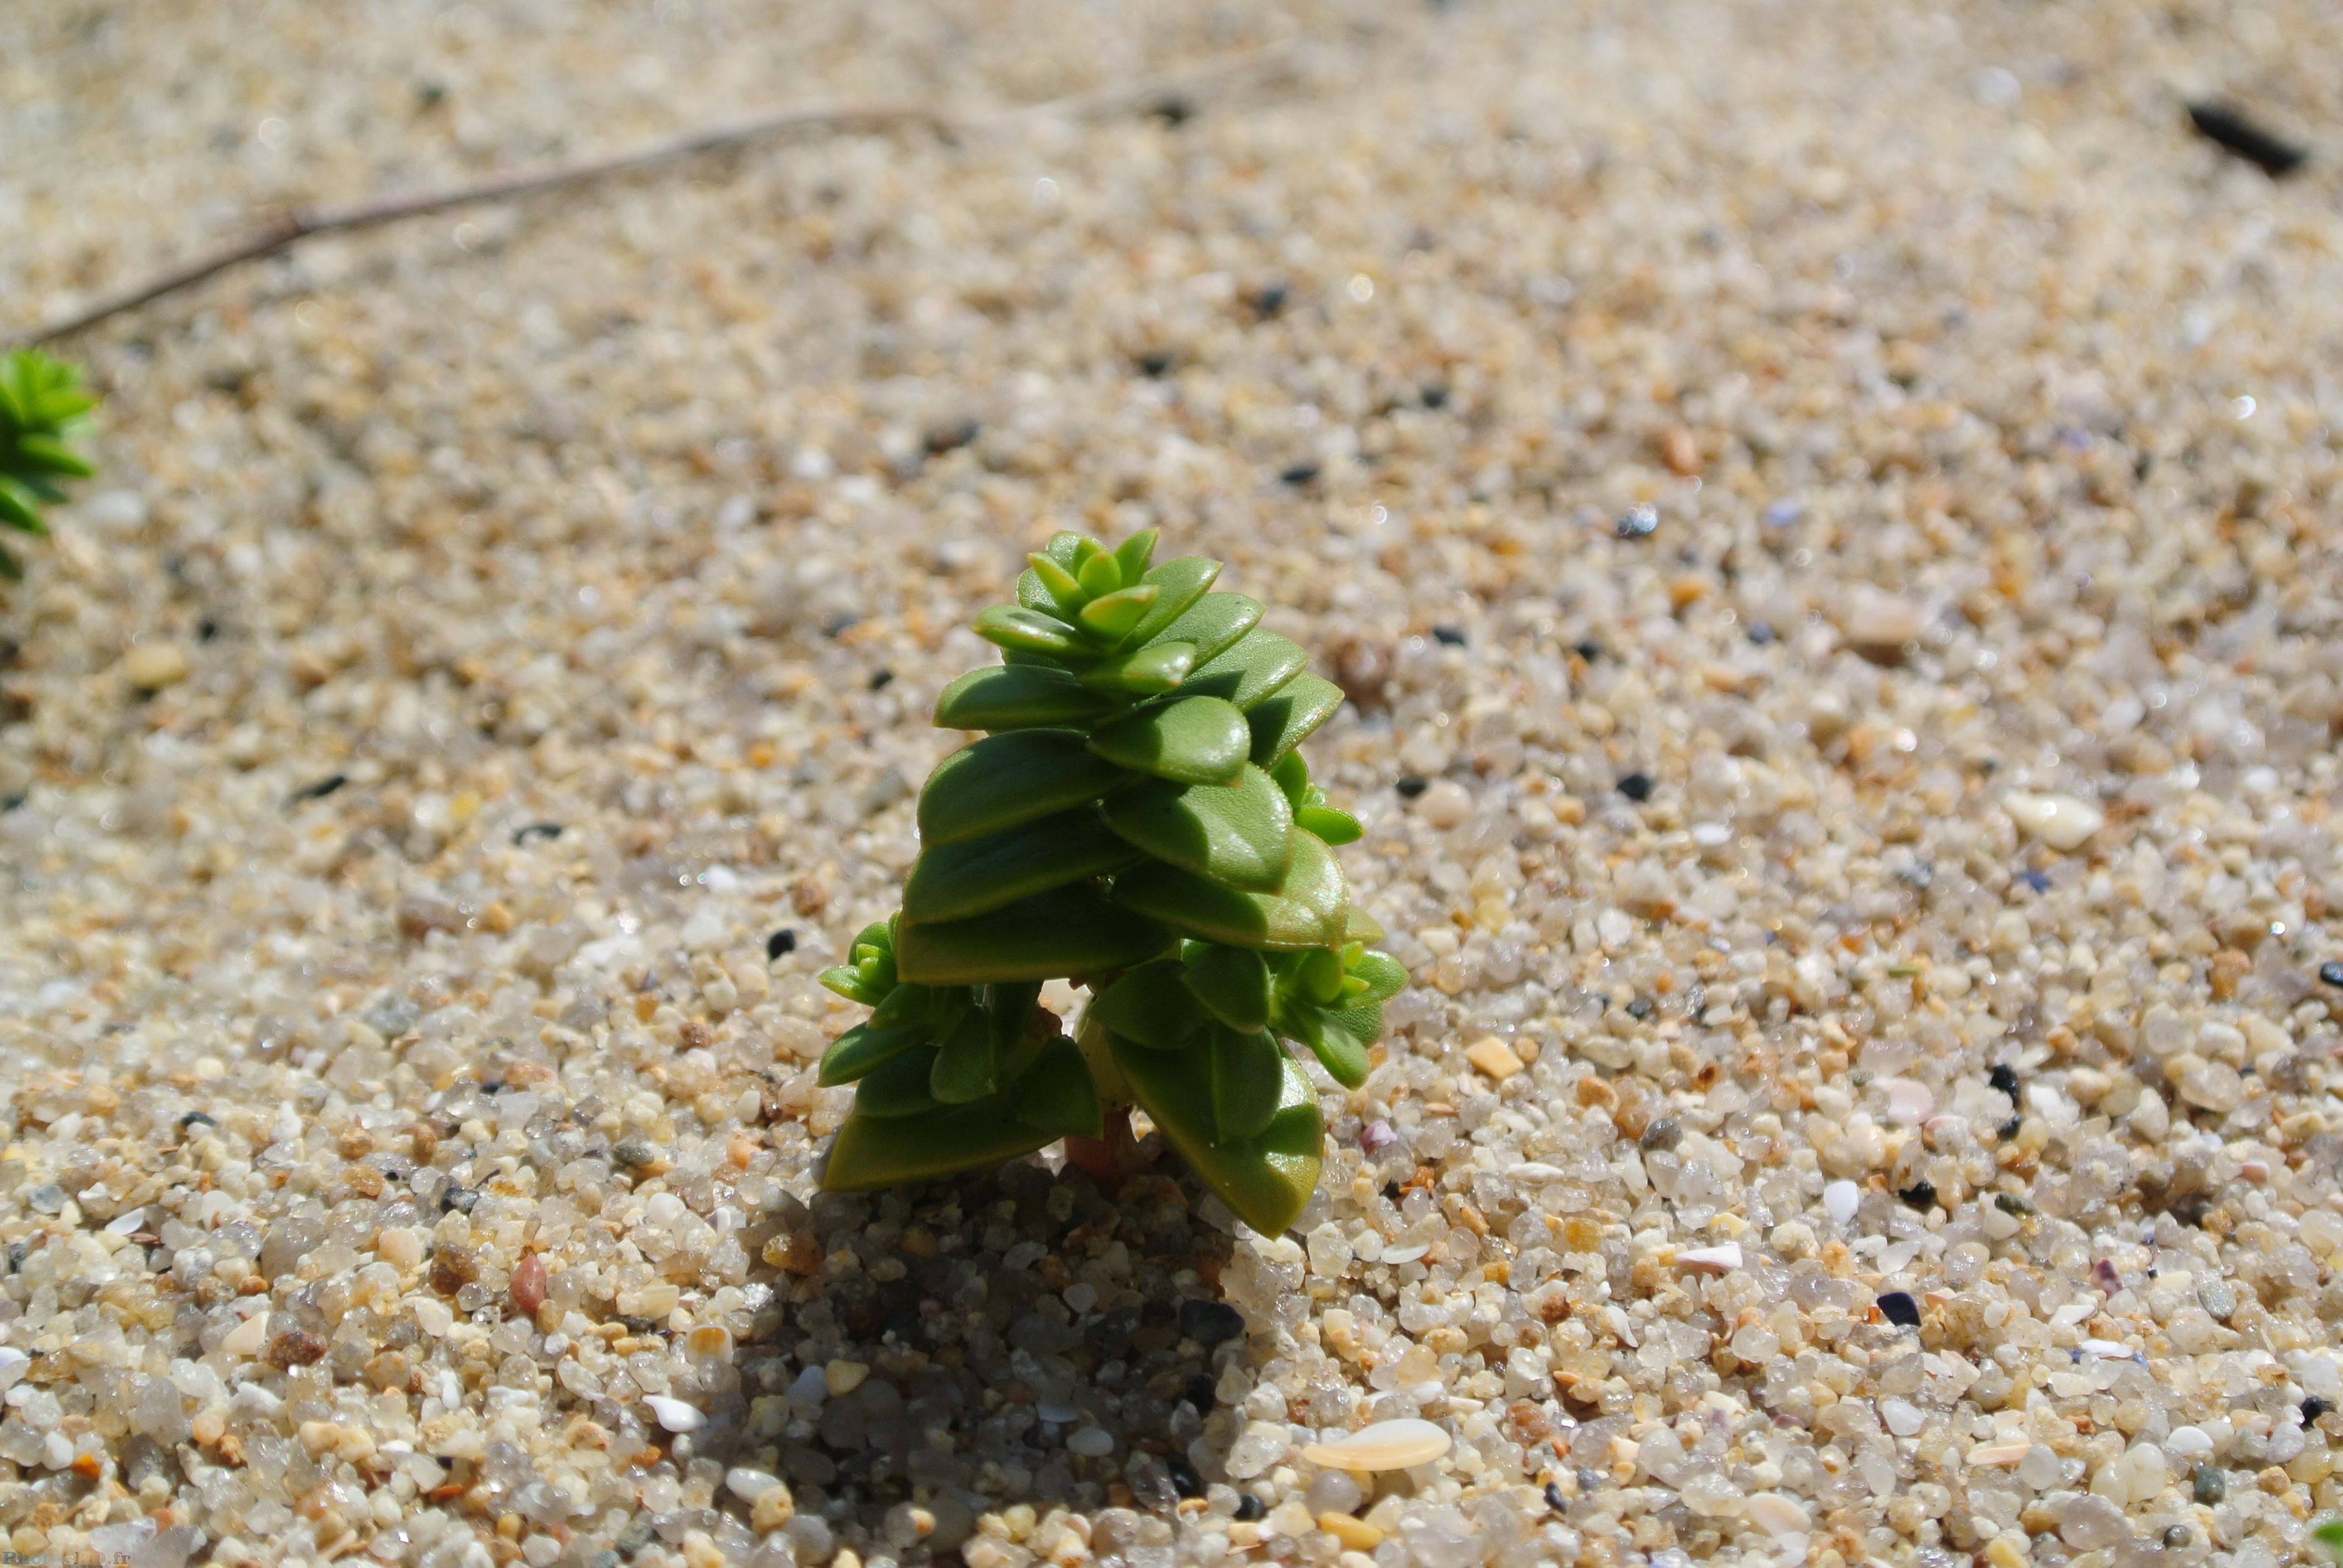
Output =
[{"x1": 13, "y1": 47, "x2": 1296, "y2": 348}]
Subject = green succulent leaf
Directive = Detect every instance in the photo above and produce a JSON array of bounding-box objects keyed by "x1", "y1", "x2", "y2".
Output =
[
  {"x1": 866, "y1": 979, "x2": 936, "y2": 1031},
  {"x1": 1145, "y1": 590, "x2": 1262, "y2": 664},
  {"x1": 1351, "y1": 950, "x2": 1409, "y2": 1001},
  {"x1": 929, "y1": 1006, "x2": 999, "y2": 1104},
  {"x1": 1087, "y1": 696, "x2": 1251, "y2": 786},
  {"x1": 974, "y1": 605, "x2": 1090, "y2": 659},
  {"x1": 1111, "y1": 828, "x2": 1347, "y2": 950},
  {"x1": 1248, "y1": 675, "x2": 1345, "y2": 767},
  {"x1": 1327, "y1": 996, "x2": 1384, "y2": 1050},
  {"x1": 1025, "y1": 552, "x2": 1088, "y2": 615},
  {"x1": 1112, "y1": 528, "x2": 1160, "y2": 586},
  {"x1": 1102, "y1": 763, "x2": 1296, "y2": 892},
  {"x1": 1294, "y1": 947, "x2": 1346, "y2": 1005},
  {"x1": 894, "y1": 888, "x2": 1173, "y2": 984},
  {"x1": 854, "y1": 1044, "x2": 944, "y2": 1119},
  {"x1": 10, "y1": 434, "x2": 93, "y2": 480},
  {"x1": 2315, "y1": 1520, "x2": 2343, "y2": 1557},
  {"x1": 1077, "y1": 583, "x2": 1160, "y2": 642},
  {"x1": 933, "y1": 665, "x2": 1111, "y2": 731},
  {"x1": 1181, "y1": 944, "x2": 1273, "y2": 1033},
  {"x1": 1076, "y1": 549, "x2": 1123, "y2": 598},
  {"x1": 1183, "y1": 630, "x2": 1308, "y2": 711},
  {"x1": 0, "y1": 479, "x2": 48, "y2": 537},
  {"x1": 1011, "y1": 1036, "x2": 1105, "y2": 1138},
  {"x1": 1124, "y1": 557, "x2": 1224, "y2": 645},
  {"x1": 1209, "y1": 1028, "x2": 1286, "y2": 1143},
  {"x1": 1342, "y1": 903, "x2": 1386, "y2": 944},
  {"x1": 1297, "y1": 804, "x2": 1363, "y2": 845},
  {"x1": 1109, "y1": 1031, "x2": 1322, "y2": 1236},
  {"x1": 917, "y1": 730, "x2": 1128, "y2": 845},
  {"x1": 1285, "y1": 1009, "x2": 1371, "y2": 1088},
  {"x1": 822, "y1": 1103, "x2": 1055, "y2": 1191},
  {"x1": 901, "y1": 809, "x2": 1136, "y2": 924},
  {"x1": 816, "y1": 1017, "x2": 931, "y2": 1086},
  {"x1": 1086, "y1": 959, "x2": 1206, "y2": 1050},
  {"x1": 1076, "y1": 639, "x2": 1195, "y2": 694}
]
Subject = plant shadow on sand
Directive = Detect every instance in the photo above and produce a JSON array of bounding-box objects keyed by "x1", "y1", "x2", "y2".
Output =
[{"x1": 702, "y1": 1153, "x2": 1248, "y2": 1538}]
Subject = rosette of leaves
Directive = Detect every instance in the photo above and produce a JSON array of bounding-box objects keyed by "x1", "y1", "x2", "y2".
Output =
[
  {"x1": 0, "y1": 351, "x2": 99, "y2": 580},
  {"x1": 813, "y1": 529, "x2": 1408, "y2": 1236}
]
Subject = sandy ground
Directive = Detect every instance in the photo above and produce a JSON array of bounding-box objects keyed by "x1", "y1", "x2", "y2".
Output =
[{"x1": 8, "y1": 1, "x2": 2343, "y2": 1566}]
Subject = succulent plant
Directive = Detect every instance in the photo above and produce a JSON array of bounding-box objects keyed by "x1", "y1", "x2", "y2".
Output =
[
  {"x1": 815, "y1": 529, "x2": 1407, "y2": 1235},
  {"x1": 0, "y1": 350, "x2": 99, "y2": 580}
]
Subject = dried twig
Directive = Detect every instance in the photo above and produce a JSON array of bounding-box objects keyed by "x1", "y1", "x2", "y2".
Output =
[{"x1": 13, "y1": 47, "x2": 1296, "y2": 348}]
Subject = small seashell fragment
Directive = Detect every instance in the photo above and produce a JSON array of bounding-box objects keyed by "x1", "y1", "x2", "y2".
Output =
[
  {"x1": 1674, "y1": 1243, "x2": 1742, "y2": 1272},
  {"x1": 1880, "y1": 1078, "x2": 1933, "y2": 1126},
  {"x1": 1967, "y1": 1441, "x2": 2034, "y2": 1467},
  {"x1": 644, "y1": 1395, "x2": 705, "y2": 1433},
  {"x1": 2080, "y1": 1339, "x2": 2140, "y2": 1361},
  {"x1": 1465, "y1": 1037, "x2": 1524, "y2": 1080},
  {"x1": 1823, "y1": 1180, "x2": 1860, "y2": 1227},
  {"x1": 2004, "y1": 791, "x2": 2103, "y2": 852},
  {"x1": 221, "y1": 1313, "x2": 270, "y2": 1358},
  {"x1": 1302, "y1": 1418, "x2": 1453, "y2": 1472},
  {"x1": 1745, "y1": 1494, "x2": 1810, "y2": 1538},
  {"x1": 1379, "y1": 1243, "x2": 1430, "y2": 1265}
]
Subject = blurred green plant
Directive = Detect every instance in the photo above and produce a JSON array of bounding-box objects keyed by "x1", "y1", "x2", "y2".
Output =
[
  {"x1": 814, "y1": 528, "x2": 1407, "y2": 1235},
  {"x1": 0, "y1": 350, "x2": 98, "y2": 580},
  {"x1": 2316, "y1": 1519, "x2": 2343, "y2": 1556}
]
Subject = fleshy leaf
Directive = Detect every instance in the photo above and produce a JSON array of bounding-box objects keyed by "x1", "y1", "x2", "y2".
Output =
[
  {"x1": 901, "y1": 809, "x2": 1136, "y2": 924},
  {"x1": 1087, "y1": 961, "x2": 1206, "y2": 1050},
  {"x1": 1271, "y1": 751, "x2": 1311, "y2": 808},
  {"x1": 1181, "y1": 944, "x2": 1273, "y2": 1033},
  {"x1": 854, "y1": 1045, "x2": 943, "y2": 1119},
  {"x1": 929, "y1": 1007, "x2": 998, "y2": 1104},
  {"x1": 816, "y1": 1017, "x2": 931, "y2": 1086},
  {"x1": 1110, "y1": 1033, "x2": 1323, "y2": 1236},
  {"x1": 1113, "y1": 528, "x2": 1160, "y2": 586},
  {"x1": 1182, "y1": 630, "x2": 1307, "y2": 711},
  {"x1": 1351, "y1": 950, "x2": 1409, "y2": 1001},
  {"x1": 1077, "y1": 583, "x2": 1159, "y2": 642},
  {"x1": 1210, "y1": 1028, "x2": 1285, "y2": 1143},
  {"x1": 1328, "y1": 996, "x2": 1384, "y2": 1049},
  {"x1": 1342, "y1": 904, "x2": 1386, "y2": 944},
  {"x1": 1297, "y1": 804, "x2": 1363, "y2": 845},
  {"x1": 894, "y1": 888, "x2": 1173, "y2": 984},
  {"x1": 1076, "y1": 550, "x2": 1123, "y2": 598},
  {"x1": 822, "y1": 1103, "x2": 1055, "y2": 1191},
  {"x1": 1248, "y1": 675, "x2": 1345, "y2": 766},
  {"x1": 1145, "y1": 590, "x2": 1261, "y2": 664},
  {"x1": 1295, "y1": 948, "x2": 1346, "y2": 1005},
  {"x1": 1087, "y1": 696, "x2": 1250, "y2": 786},
  {"x1": 1026, "y1": 552, "x2": 1087, "y2": 615},
  {"x1": 1110, "y1": 830, "x2": 1346, "y2": 949},
  {"x1": 1077, "y1": 639, "x2": 1194, "y2": 694},
  {"x1": 1124, "y1": 557, "x2": 1224, "y2": 645},
  {"x1": 1102, "y1": 763, "x2": 1296, "y2": 892},
  {"x1": 917, "y1": 730, "x2": 1127, "y2": 846},
  {"x1": 933, "y1": 665, "x2": 1111, "y2": 731},
  {"x1": 1287, "y1": 1010, "x2": 1370, "y2": 1088},
  {"x1": 974, "y1": 605, "x2": 1089, "y2": 659},
  {"x1": 1011, "y1": 1037, "x2": 1104, "y2": 1138}
]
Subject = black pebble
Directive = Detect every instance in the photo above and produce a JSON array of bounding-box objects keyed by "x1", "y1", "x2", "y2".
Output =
[
  {"x1": 1614, "y1": 504, "x2": 1659, "y2": 540},
  {"x1": 1167, "y1": 1454, "x2": 1205, "y2": 1499},
  {"x1": 2163, "y1": 1526, "x2": 2192, "y2": 1550},
  {"x1": 1421, "y1": 384, "x2": 1450, "y2": 409},
  {"x1": 1431, "y1": 625, "x2": 1467, "y2": 647},
  {"x1": 1394, "y1": 775, "x2": 1429, "y2": 799},
  {"x1": 1997, "y1": 1114, "x2": 2024, "y2": 1140},
  {"x1": 1617, "y1": 773, "x2": 1654, "y2": 803},
  {"x1": 198, "y1": 618, "x2": 221, "y2": 642},
  {"x1": 2320, "y1": 961, "x2": 2343, "y2": 988},
  {"x1": 1279, "y1": 462, "x2": 1322, "y2": 486},
  {"x1": 822, "y1": 613, "x2": 860, "y2": 639},
  {"x1": 1624, "y1": 996, "x2": 1653, "y2": 1020},
  {"x1": 1178, "y1": 1298, "x2": 1246, "y2": 1348},
  {"x1": 1876, "y1": 1290, "x2": 1921, "y2": 1328},
  {"x1": 1572, "y1": 640, "x2": 1603, "y2": 661},
  {"x1": 2186, "y1": 101, "x2": 2308, "y2": 177},
  {"x1": 1988, "y1": 1063, "x2": 2021, "y2": 1099},
  {"x1": 924, "y1": 420, "x2": 980, "y2": 455},
  {"x1": 1251, "y1": 283, "x2": 1289, "y2": 318},
  {"x1": 1898, "y1": 1180, "x2": 1938, "y2": 1211},
  {"x1": 440, "y1": 1186, "x2": 477, "y2": 1214},
  {"x1": 867, "y1": 668, "x2": 894, "y2": 691},
  {"x1": 1544, "y1": 1481, "x2": 1569, "y2": 1512},
  {"x1": 1182, "y1": 1373, "x2": 1217, "y2": 1411},
  {"x1": 290, "y1": 773, "x2": 347, "y2": 803},
  {"x1": 2017, "y1": 869, "x2": 2051, "y2": 893},
  {"x1": 179, "y1": 1110, "x2": 218, "y2": 1130},
  {"x1": 1233, "y1": 1494, "x2": 1266, "y2": 1522},
  {"x1": 513, "y1": 822, "x2": 563, "y2": 846},
  {"x1": 1153, "y1": 96, "x2": 1193, "y2": 128},
  {"x1": 1746, "y1": 621, "x2": 1775, "y2": 645},
  {"x1": 1135, "y1": 351, "x2": 1173, "y2": 377},
  {"x1": 2305, "y1": 1396, "x2": 2334, "y2": 1423},
  {"x1": 766, "y1": 930, "x2": 798, "y2": 961}
]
